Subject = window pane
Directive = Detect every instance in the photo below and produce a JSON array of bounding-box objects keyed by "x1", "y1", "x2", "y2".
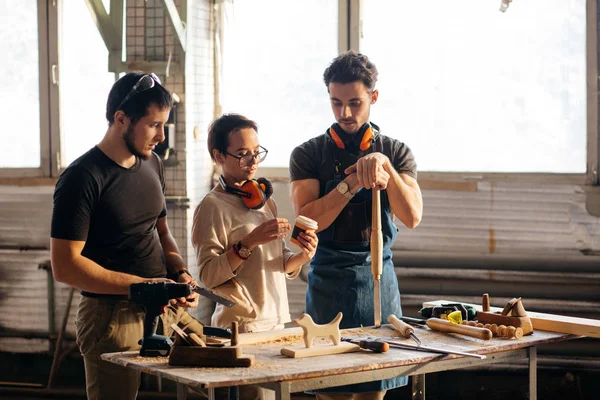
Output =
[
  {"x1": 0, "y1": 0, "x2": 40, "y2": 168},
  {"x1": 60, "y1": 0, "x2": 115, "y2": 167},
  {"x1": 220, "y1": 0, "x2": 338, "y2": 168},
  {"x1": 362, "y1": 0, "x2": 586, "y2": 173}
]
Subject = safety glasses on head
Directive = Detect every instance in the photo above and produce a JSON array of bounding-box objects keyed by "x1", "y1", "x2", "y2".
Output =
[
  {"x1": 115, "y1": 73, "x2": 162, "y2": 112},
  {"x1": 226, "y1": 145, "x2": 268, "y2": 167}
]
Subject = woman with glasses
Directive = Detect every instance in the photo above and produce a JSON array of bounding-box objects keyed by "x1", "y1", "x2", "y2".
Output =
[{"x1": 192, "y1": 114, "x2": 318, "y2": 343}]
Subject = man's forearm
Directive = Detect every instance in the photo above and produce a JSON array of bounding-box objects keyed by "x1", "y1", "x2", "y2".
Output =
[
  {"x1": 298, "y1": 188, "x2": 352, "y2": 232},
  {"x1": 159, "y1": 231, "x2": 186, "y2": 275},
  {"x1": 383, "y1": 163, "x2": 423, "y2": 229},
  {"x1": 52, "y1": 255, "x2": 144, "y2": 295}
]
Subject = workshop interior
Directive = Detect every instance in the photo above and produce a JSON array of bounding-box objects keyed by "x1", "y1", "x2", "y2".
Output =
[{"x1": 1, "y1": 0, "x2": 599, "y2": 399}]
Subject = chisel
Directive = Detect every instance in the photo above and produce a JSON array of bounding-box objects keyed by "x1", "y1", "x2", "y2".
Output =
[
  {"x1": 387, "y1": 315, "x2": 422, "y2": 346},
  {"x1": 341, "y1": 337, "x2": 389, "y2": 353},
  {"x1": 378, "y1": 338, "x2": 486, "y2": 359},
  {"x1": 371, "y1": 189, "x2": 382, "y2": 327}
]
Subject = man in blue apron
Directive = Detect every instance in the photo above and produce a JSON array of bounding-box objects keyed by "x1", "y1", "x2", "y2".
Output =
[{"x1": 289, "y1": 51, "x2": 423, "y2": 400}]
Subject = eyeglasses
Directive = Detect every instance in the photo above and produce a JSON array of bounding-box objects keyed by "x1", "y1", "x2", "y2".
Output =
[
  {"x1": 226, "y1": 146, "x2": 268, "y2": 167},
  {"x1": 115, "y1": 73, "x2": 161, "y2": 111}
]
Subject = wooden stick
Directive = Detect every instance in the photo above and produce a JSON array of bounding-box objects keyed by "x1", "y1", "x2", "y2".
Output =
[
  {"x1": 231, "y1": 321, "x2": 239, "y2": 346},
  {"x1": 427, "y1": 318, "x2": 493, "y2": 340},
  {"x1": 371, "y1": 189, "x2": 383, "y2": 327}
]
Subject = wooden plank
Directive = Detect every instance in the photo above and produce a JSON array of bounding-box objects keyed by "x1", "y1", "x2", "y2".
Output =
[
  {"x1": 237, "y1": 327, "x2": 303, "y2": 345},
  {"x1": 423, "y1": 300, "x2": 600, "y2": 338},
  {"x1": 280, "y1": 342, "x2": 360, "y2": 358}
]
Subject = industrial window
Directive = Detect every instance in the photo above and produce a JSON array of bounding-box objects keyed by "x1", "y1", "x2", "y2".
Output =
[
  {"x1": 218, "y1": 0, "x2": 338, "y2": 168},
  {"x1": 0, "y1": 0, "x2": 41, "y2": 169},
  {"x1": 59, "y1": 0, "x2": 115, "y2": 167},
  {"x1": 361, "y1": 0, "x2": 586, "y2": 173}
]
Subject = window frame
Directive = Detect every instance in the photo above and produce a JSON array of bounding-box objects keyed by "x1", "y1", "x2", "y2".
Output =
[{"x1": 0, "y1": 0, "x2": 58, "y2": 179}]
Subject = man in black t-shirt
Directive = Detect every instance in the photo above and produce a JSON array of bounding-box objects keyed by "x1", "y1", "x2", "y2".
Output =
[
  {"x1": 51, "y1": 73, "x2": 200, "y2": 400},
  {"x1": 289, "y1": 51, "x2": 424, "y2": 400}
]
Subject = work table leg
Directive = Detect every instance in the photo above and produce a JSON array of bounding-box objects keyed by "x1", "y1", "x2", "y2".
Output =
[
  {"x1": 259, "y1": 382, "x2": 291, "y2": 400},
  {"x1": 529, "y1": 346, "x2": 537, "y2": 400},
  {"x1": 177, "y1": 383, "x2": 188, "y2": 400},
  {"x1": 412, "y1": 374, "x2": 425, "y2": 400}
]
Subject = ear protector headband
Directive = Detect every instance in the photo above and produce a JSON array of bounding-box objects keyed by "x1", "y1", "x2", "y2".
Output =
[
  {"x1": 328, "y1": 123, "x2": 378, "y2": 151},
  {"x1": 219, "y1": 175, "x2": 273, "y2": 210}
]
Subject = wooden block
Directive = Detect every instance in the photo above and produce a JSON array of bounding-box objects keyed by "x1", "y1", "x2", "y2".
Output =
[
  {"x1": 188, "y1": 333, "x2": 206, "y2": 347},
  {"x1": 205, "y1": 337, "x2": 231, "y2": 345},
  {"x1": 168, "y1": 344, "x2": 254, "y2": 367},
  {"x1": 238, "y1": 327, "x2": 303, "y2": 345},
  {"x1": 280, "y1": 342, "x2": 360, "y2": 358},
  {"x1": 171, "y1": 323, "x2": 192, "y2": 346},
  {"x1": 477, "y1": 311, "x2": 534, "y2": 335}
]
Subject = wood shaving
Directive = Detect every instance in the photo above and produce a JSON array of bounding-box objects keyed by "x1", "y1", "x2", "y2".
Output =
[{"x1": 132, "y1": 356, "x2": 169, "y2": 364}]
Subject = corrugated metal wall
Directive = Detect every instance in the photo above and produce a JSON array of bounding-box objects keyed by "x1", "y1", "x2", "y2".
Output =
[{"x1": 2, "y1": 171, "x2": 600, "y2": 355}]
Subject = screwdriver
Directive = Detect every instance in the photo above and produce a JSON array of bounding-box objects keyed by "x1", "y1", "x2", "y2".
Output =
[
  {"x1": 387, "y1": 315, "x2": 422, "y2": 346},
  {"x1": 341, "y1": 337, "x2": 389, "y2": 353}
]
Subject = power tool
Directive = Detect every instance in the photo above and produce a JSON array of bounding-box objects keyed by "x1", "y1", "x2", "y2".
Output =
[
  {"x1": 129, "y1": 282, "x2": 192, "y2": 356},
  {"x1": 419, "y1": 303, "x2": 477, "y2": 321}
]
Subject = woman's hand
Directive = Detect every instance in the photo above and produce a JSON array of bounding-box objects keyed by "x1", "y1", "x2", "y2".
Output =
[
  {"x1": 244, "y1": 218, "x2": 291, "y2": 249},
  {"x1": 296, "y1": 230, "x2": 318, "y2": 263}
]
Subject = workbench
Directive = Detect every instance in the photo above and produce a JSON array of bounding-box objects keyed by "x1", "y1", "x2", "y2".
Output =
[{"x1": 101, "y1": 325, "x2": 576, "y2": 400}]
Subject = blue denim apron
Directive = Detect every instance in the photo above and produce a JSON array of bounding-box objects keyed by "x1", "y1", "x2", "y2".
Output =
[{"x1": 305, "y1": 174, "x2": 408, "y2": 393}]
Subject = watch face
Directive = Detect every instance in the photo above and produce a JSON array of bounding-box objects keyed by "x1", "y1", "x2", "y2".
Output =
[
  {"x1": 239, "y1": 247, "x2": 252, "y2": 258},
  {"x1": 338, "y1": 181, "x2": 349, "y2": 193}
]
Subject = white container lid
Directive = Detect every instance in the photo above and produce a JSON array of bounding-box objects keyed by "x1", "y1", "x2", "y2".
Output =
[{"x1": 296, "y1": 215, "x2": 318, "y2": 230}]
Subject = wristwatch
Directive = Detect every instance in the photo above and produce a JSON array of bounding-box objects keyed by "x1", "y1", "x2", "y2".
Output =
[
  {"x1": 236, "y1": 241, "x2": 253, "y2": 259},
  {"x1": 336, "y1": 181, "x2": 355, "y2": 200}
]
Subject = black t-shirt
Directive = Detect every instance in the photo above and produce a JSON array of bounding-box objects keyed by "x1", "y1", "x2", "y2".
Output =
[
  {"x1": 51, "y1": 146, "x2": 168, "y2": 281},
  {"x1": 289, "y1": 127, "x2": 417, "y2": 195}
]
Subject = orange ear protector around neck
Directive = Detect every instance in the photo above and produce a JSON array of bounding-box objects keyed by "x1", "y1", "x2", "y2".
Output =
[
  {"x1": 219, "y1": 175, "x2": 273, "y2": 210},
  {"x1": 328, "y1": 123, "x2": 375, "y2": 151}
]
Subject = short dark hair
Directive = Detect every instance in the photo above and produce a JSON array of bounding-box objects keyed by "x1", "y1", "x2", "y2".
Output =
[
  {"x1": 105, "y1": 72, "x2": 173, "y2": 125},
  {"x1": 323, "y1": 51, "x2": 378, "y2": 91},
  {"x1": 207, "y1": 114, "x2": 258, "y2": 161}
]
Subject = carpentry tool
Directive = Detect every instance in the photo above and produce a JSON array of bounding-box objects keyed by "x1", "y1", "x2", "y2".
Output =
[
  {"x1": 129, "y1": 282, "x2": 192, "y2": 356},
  {"x1": 169, "y1": 321, "x2": 255, "y2": 367},
  {"x1": 387, "y1": 315, "x2": 422, "y2": 345},
  {"x1": 192, "y1": 285, "x2": 236, "y2": 308},
  {"x1": 341, "y1": 337, "x2": 389, "y2": 353},
  {"x1": 370, "y1": 337, "x2": 486, "y2": 360},
  {"x1": 427, "y1": 318, "x2": 493, "y2": 340},
  {"x1": 476, "y1": 294, "x2": 533, "y2": 336},
  {"x1": 424, "y1": 299, "x2": 600, "y2": 339},
  {"x1": 371, "y1": 188, "x2": 383, "y2": 327},
  {"x1": 399, "y1": 316, "x2": 428, "y2": 326},
  {"x1": 203, "y1": 326, "x2": 232, "y2": 339},
  {"x1": 419, "y1": 303, "x2": 477, "y2": 321}
]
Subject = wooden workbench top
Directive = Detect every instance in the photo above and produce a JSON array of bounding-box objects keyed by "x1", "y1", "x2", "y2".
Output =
[{"x1": 101, "y1": 325, "x2": 576, "y2": 391}]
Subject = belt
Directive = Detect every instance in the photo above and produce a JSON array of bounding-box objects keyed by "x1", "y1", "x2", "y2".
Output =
[{"x1": 81, "y1": 291, "x2": 129, "y2": 301}]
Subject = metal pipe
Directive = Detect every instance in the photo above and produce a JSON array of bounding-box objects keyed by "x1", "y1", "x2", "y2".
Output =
[
  {"x1": 392, "y1": 251, "x2": 600, "y2": 273},
  {"x1": 0, "y1": 329, "x2": 75, "y2": 341},
  {"x1": 47, "y1": 287, "x2": 75, "y2": 388}
]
